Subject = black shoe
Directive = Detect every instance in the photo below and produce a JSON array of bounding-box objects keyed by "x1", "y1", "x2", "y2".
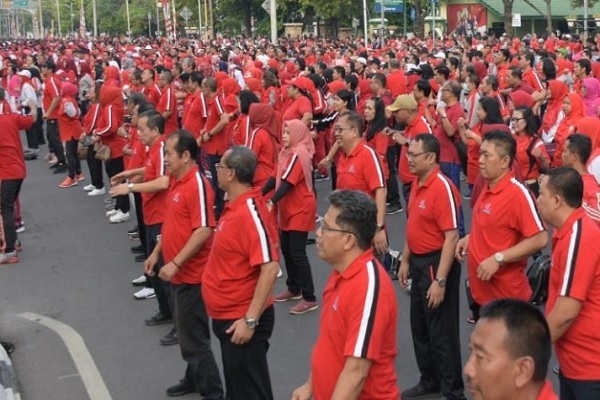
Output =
[
  {"x1": 53, "y1": 164, "x2": 68, "y2": 174},
  {"x1": 135, "y1": 254, "x2": 146, "y2": 262},
  {"x1": 386, "y1": 204, "x2": 403, "y2": 215},
  {"x1": 131, "y1": 245, "x2": 145, "y2": 254},
  {"x1": 1, "y1": 341, "x2": 15, "y2": 355},
  {"x1": 160, "y1": 328, "x2": 179, "y2": 346},
  {"x1": 306, "y1": 238, "x2": 316, "y2": 245},
  {"x1": 144, "y1": 312, "x2": 172, "y2": 326},
  {"x1": 166, "y1": 379, "x2": 196, "y2": 397},
  {"x1": 401, "y1": 382, "x2": 440, "y2": 400}
]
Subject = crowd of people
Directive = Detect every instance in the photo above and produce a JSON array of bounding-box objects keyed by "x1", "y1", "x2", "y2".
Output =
[{"x1": 1, "y1": 29, "x2": 600, "y2": 399}]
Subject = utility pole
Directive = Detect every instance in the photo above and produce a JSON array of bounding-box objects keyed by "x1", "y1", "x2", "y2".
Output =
[
  {"x1": 56, "y1": 0, "x2": 62, "y2": 37},
  {"x1": 92, "y1": 0, "x2": 97, "y2": 36}
]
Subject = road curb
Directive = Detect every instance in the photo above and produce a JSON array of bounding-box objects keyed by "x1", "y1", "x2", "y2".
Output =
[{"x1": 0, "y1": 344, "x2": 20, "y2": 400}]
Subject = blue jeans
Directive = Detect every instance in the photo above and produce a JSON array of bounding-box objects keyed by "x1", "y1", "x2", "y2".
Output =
[{"x1": 440, "y1": 162, "x2": 465, "y2": 237}]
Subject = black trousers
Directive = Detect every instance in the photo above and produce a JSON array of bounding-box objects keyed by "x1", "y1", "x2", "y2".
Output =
[
  {"x1": 24, "y1": 107, "x2": 41, "y2": 149},
  {"x1": 560, "y1": 373, "x2": 600, "y2": 400},
  {"x1": 46, "y1": 119, "x2": 65, "y2": 163},
  {"x1": 104, "y1": 157, "x2": 129, "y2": 213},
  {"x1": 146, "y1": 223, "x2": 172, "y2": 318},
  {"x1": 0, "y1": 179, "x2": 23, "y2": 253},
  {"x1": 173, "y1": 283, "x2": 224, "y2": 400},
  {"x1": 203, "y1": 153, "x2": 224, "y2": 219},
  {"x1": 280, "y1": 230, "x2": 316, "y2": 302},
  {"x1": 86, "y1": 145, "x2": 104, "y2": 189},
  {"x1": 212, "y1": 306, "x2": 275, "y2": 400},
  {"x1": 386, "y1": 144, "x2": 401, "y2": 207},
  {"x1": 402, "y1": 182, "x2": 412, "y2": 210},
  {"x1": 409, "y1": 250, "x2": 465, "y2": 400},
  {"x1": 35, "y1": 108, "x2": 45, "y2": 145},
  {"x1": 330, "y1": 162, "x2": 337, "y2": 191},
  {"x1": 65, "y1": 139, "x2": 81, "y2": 179},
  {"x1": 133, "y1": 192, "x2": 147, "y2": 253}
]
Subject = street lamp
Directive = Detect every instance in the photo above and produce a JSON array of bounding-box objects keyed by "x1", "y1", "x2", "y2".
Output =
[{"x1": 148, "y1": 11, "x2": 152, "y2": 37}]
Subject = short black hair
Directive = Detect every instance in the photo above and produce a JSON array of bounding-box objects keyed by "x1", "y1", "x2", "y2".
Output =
[
  {"x1": 479, "y1": 299, "x2": 551, "y2": 383},
  {"x1": 225, "y1": 145, "x2": 257, "y2": 185},
  {"x1": 203, "y1": 76, "x2": 217, "y2": 92},
  {"x1": 435, "y1": 65, "x2": 450, "y2": 80},
  {"x1": 345, "y1": 74, "x2": 358, "y2": 91},
  {"x1": 327, "y1": 190, "x2": 377, "y2": 250},
  {"x1": 413, "y1": 133, "x2": 440, "y2": 163},
  {"x1": 485, "y1": 75, "x2": 499, "y2": 91},
  {"x1": 239, "y1": 90, "x2": 260, "y2": 115},
  {"x1": 522, "y1": 52, "x2": 535, "y2": 68},
  {"x1": 340, "y1": 111, "x2": 364, "y2": 138},
  {"x1": 333, "y1": 66, "x2": 346, "y2": 79},
  {"x1": 576, "y1": 58, "x2": 592, "y2": 76},
  {"x1": 545, "y1": 167, "x2": 583, "y2": 208},
  {"x1": 467, "y1": 73, "x2": 480, "y2": 88},
  {"x1": 565, "y1": 133, "x2": 592, "y2": 165},
  {"x1": 371, "y1": 73, "x2": 387, "y2": 88},
  {"x1": 139, "y1": 110, "x2": 165, "y2": 134},
  {"x1": 482, "y1": 130, "x2": 516, "y2": 165},
  {"x1": 189, "y1": 70, "x2": 204, "y2": 86},
  {"x1": 167, "y1": 129, "x2": 198, "y2": 161},
  {"x1": 137, "y1": 101, "x2": 155, "y2": 115},
  {"x1": 509, "y1": 66, "x2": 523, "y2": 80},
  {"x1": 128, "y1": 92, "x2": 147, "y2": 107},
  {"x1": 415, "y1": 79, "x2": 432, "y2": 97}
]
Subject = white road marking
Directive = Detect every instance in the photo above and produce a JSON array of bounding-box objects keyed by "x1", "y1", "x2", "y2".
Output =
[{"x1": 18, "y1": 312, "x2": 113, "y2": 400}]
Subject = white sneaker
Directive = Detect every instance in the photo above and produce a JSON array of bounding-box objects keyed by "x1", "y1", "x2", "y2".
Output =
[
  {"x1": 110, "y1": 211, "x2": 130, "y2": 224},
  {"x1": 277, "y1": 267, "x2": 283, "y2": 278},
  {"x1": 83, "y1": 184, "x2": 95, "y2": 191},
  {"x1": 131, "y1": 275, "x2": 147, "y2": 285},
  {"x1": 133, "y1": 287, "x2": 156, "y2": 300},
  {"x1": 104, "y1": 197, "x2": 115, "y2": 204},
  {"x1": 106, "y1": 209, "x2": 119, "y2": 217},
  {"x1": 88, "y1": 187, "x2": 106, "y2": 196}
]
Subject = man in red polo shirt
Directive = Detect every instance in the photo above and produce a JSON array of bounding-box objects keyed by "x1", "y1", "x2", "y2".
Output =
[
  {"x1": 0, "y1": 101, "x2": 36, "y2": 264},
  {"x1": 398, "y1": 134, "x2": 465, "y2": 400},
  {"x1": 480, "y1": 75, "x2": 510, "y2": 122},
  {"x1": 156, "y1": 70, "x2": 179, "y2": 136},
  {"x1": 182, "y1": 71, "x2": 208, "y2": 139},
  {"x1": 146, "y1": 130, "x2": 224, "y2": 399},
  {"x1": 335, "y1": 111, "x2": 388, "y2": 255},
  {"x1": 464, "y1": 299, "x2": 558, "y2": 400},
  {"x1": 387, "y1": 94, "x2": 433, "y2": 206},
  {"x1": 386, "y1": 58, "x2": 408, "y2": 97},
  {"x1": 292, "y1": 190, "x2": 399, "y2": 400},
  {"x1": 141, "y1": 68, "x2": 162, "y2": 107},
  {"x1": 41, "y1": 59, "x2": 67, "y2": 172},
  {"x1": 537, "y1": 168, "x2": 600, "y2": 399},
  {"x1": 110, "y1": 111, "x2": 174, "y2": 337},
  {"x1": 456, "y1": 131, "x2": 548, "y2": 320},
  {"x1": 202, "y1": 146, "x2": 279, "y2": 400}
]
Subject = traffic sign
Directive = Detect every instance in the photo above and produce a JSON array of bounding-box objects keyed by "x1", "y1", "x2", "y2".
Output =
[
  {"x1": 261, "y1": 0, "x2": 270, "y2": 15},
  {"x1": 12, "y1": 0, "x2": 29, "y2": 9},
  {"x1": 180, "y1": 6, "x2": 192, "y2": 21}
]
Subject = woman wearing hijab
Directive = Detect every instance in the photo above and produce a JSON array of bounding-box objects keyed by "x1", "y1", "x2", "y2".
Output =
[
  {"x1": 262, "y1": 119, "x2": 318, "y2": 315},
  {"x1": 57, "y1": 82, "x2": 85, "y2": 188},
  {"x1": 541, "y1": 80, "x2": 568, "y2": 143},
  {"x1": 582, "y1": 77, "x2": 600, "y2": 117},
  {"x1": 244, "y1": 103, "x2": 280, "y2": 189},
  {"x1": 78, "y1": 62, "x2": 94, "y2": 116},
  {"x1": 244, "y1": 77, "x2": 262, "y2": 98},
  {"x1": 507, "y1": 90, "x2": 535, "y2": 113},
  {"x1": 553, "y1": 93, "x2": 586, "y2": 167},
  {"x1": 221, "y1": 78, "x2": 241, "y2": 146}
]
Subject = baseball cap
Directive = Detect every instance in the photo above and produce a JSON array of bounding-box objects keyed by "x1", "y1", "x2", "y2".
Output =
[
  {"x1": 434, "y1": 51, "x2": 446, "y2": 60},
  {"x1": 387, "y1": 94, "x2": 418, "y2": 112},
  {"x1": 17, "y1": 70, "x2": 31, "y2": 78},
  {"x1": 356, "y1": 57, "x2": 367, "y2": 65}
]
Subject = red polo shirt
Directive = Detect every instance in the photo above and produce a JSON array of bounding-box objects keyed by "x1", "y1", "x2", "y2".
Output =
[
  {"x1": 468, "y1": 172, "x2": 546, "y2": 305},
  {"x1": 0, "y1": 114, "x2": 33, "y2": 179},
  {"x1": 203, "y1": 93, "x2": 226, "y2": 155},
  {"x1": 336, "y1": 143, "x2": 386, "y2": 199},
  {"x1": 311, "y1": 249, "x2": 399, "y2": 400},
  {"x1": 142, "y1": 138, "x2": 168, "y2": 225},
  {"x1": 496, "y1": 63, "x2": 510, "y2": 89},
  {"x1": 157, "y1": 85, "x2": 179, "y2": 135},
  {"x1": 183, "y1": 91, "x2": 208, "y2": 139},
  {"x1": 536, "y1": 381, "x2": 558, "y2": 400},
  {"x1": 386, "y1": 70, "x2": 408, "y2": 97},
  {"x1": 523, "y1": 69, "x2": 544, "y2": 92},
  {"x1": 202, "y1": 188, "x2": 279, "y2": 319},
  {"x1": 434, "y1": 102, "x2": 464, "y2": 164},
  {"x1": 547, "y1": 208, "x2": 600, "y2": 380},
  {"x1": 247, "y1": 127, "x2": 276, "y2": 189},
  {"x1": 162, "y1": 166, "x2": 215, "y2": 285},
  {"x1": 42, "y1": 74, "x2": 62, "y2": 119},
  {"x1": 282, "y1": 96, "x2": 312, "y2": 122},
  {"x1": 277, "y1": 153, "x2": 317, "y2": 232},
  {"x1": 581, "y1": 173, "x2": 600, "y2": 225},
  {"x1": 143, "y1": 84, "x2": 162, "y2": 107},
  {"x1": 399, "y1": 114, "x2": 433, "y2": 184},
  {"x1": 407, "y1": 167, "x2": 460, "y2": 254}
]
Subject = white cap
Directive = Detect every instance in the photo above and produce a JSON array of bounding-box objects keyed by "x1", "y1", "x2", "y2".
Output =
[
  {"x1": 434, "y1": 51, "x2": 446, "y2": 59},
  {"x1": 17, "y1": 70, "x2": 31, "y2": 78},
  {"x1": 356, "y1": 57, "x2": 367, "y2": 65},
  {"x1": 144, "y1": 45, "x2": 152, "y2": 50}
]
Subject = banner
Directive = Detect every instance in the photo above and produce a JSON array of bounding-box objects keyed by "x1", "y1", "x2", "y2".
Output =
[
  {"x1": 447, "y1": 3, "x2": 487, "y2": 34},
  {"x1": 162, "y1": 0, "x2": 174, "y2": 39}
]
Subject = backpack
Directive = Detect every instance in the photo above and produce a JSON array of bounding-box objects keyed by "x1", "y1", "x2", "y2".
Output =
[{"x1": 526, "y1": 254, "x2": 551, "y2": 305}]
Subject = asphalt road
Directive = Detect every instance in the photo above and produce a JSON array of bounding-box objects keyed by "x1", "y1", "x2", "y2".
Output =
[{"x1": 0, "y1": 139, "x2": 559, "y2": 400}]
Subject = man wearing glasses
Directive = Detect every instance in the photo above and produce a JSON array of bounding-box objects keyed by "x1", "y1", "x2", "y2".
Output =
[
  {"x1": 292, "y1": 190, "x2": 399, "y2": 400},
  {"x1": 398, "y1": 134, "x2": 465, "y2": 400},
  {"x1": 334, "y1": 111, "x2": 388, "y2": 255}
]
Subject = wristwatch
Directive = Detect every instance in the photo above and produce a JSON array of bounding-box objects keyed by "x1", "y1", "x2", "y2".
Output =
[
  {"x1": 494, "y1": 252, "x2": 505, "y2": 264},
  {"x1": 376, "y1": 224, "x2": 384, "y2": 232},
  {"x1": 435, "y1": 278, "x2": 447, "y2": 287},
  {"x1": 244, "y1": 316, "x2": 259, "y2": 330},
  {"x1": 128, "y1": 183, "x2": 135, "y2": 193}
]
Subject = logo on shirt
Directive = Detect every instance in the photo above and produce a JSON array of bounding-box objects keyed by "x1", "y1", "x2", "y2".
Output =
[
  {"x1": 216, "y1": 220, "x2": 225, "y2": 232},
  {"x1": 483, "y1": 203, "x2": 491, "y2": 215},
  {"x1": 348, "y1": 164, "x2": 355, "y2": 174},
  {"x1": 419, "y1": 200, "x2": 426, "y2": 209},
  {"x1": 332, "y1": 295, "x2": 339, "y2": 312},
  {"x1": 172, "y1": 192, "x2": 180, "y2": 203}
]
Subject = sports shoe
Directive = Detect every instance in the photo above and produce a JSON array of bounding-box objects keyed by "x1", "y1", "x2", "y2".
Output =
[
  {"x1": 386, "y1": 204, "x2": 403, "y2": 215},
  {"x1": 53, "y1": 164, "x2": 68, "y2": 174},
  {"x1": 110, "y1": 211, "x2": 130, "y2": 224},
  {"x1": 134, "y1": 254, "x2": 146, "y2": 262},
  {"x1": 105, "y1": 201, "x2": 116, "y2": 210},
  {"x1": 0, "y1": 251, "x2": 19, "y2": 265},
  {"x1": 314, "y1": 172, "x2": 329, "y2": 182},
  {"x1": 58, "y1": 177, "x2": 78, "y2": 188},
  {"x1": 289, "y1": 299, "x2": 319, "y2": 315},
  {"x1": 131, "y1": 275, "x2": 147, "y2": 286},
  {"x1": 15, "y1": 223, "x2": 25, "y2": 233},
  {"x1": 106, "y1": 209, "x2": 119, "y2": 217},
  {"x1": 131, "y1": 244, "x2": 145, "y2": 254},
  {"x1": 144, "y1": 311, "x2": 172, "y2": 325},
  {"x1": 273, "y1": 289, "x2": 302, "y2": 302},
  {"x1": 134, "y1": 287, "x2": 156, "y2": 300},
  {"x1": 128, "y1": 226, "x2": 139, "y2": 236},
  {"x1": 467, "y1": 314, "x2": 476, "y2": 324},
  {"x1": 401, "y1": 382, "x2": 440, "y2": 400},
  {"x1": 88, "y1": 187, "x2": 106, "y2": 196},
  {"x1": 166, "y1": 379, "x2": 196, "y2": 397},
  {"x1": 75, "y1": 173, "x2": 85, "y2": 182},
  {"x1": 160, "y1": 328, "x2": 179, "y2": 346},
  {"x1": 83, "y1": 184, "x2": 95, "y2": 191}
]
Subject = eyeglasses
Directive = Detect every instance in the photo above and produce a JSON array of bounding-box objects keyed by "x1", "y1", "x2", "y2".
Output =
[
  {"x1": 215, "y1": 163, "x2": 232, "y2": 170},
  {"x1": 406, "y1": 151, "x2": 430, "y2": 159},
  {"x1": 511, "y1": 117, "x2": 524, "y2": 122},
  {"x1": 318, "y1": 220, "x2": 355, "y2": 236},
  {"x1": 334, "y1": 126, "x2": 353, "y2": 133}
]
